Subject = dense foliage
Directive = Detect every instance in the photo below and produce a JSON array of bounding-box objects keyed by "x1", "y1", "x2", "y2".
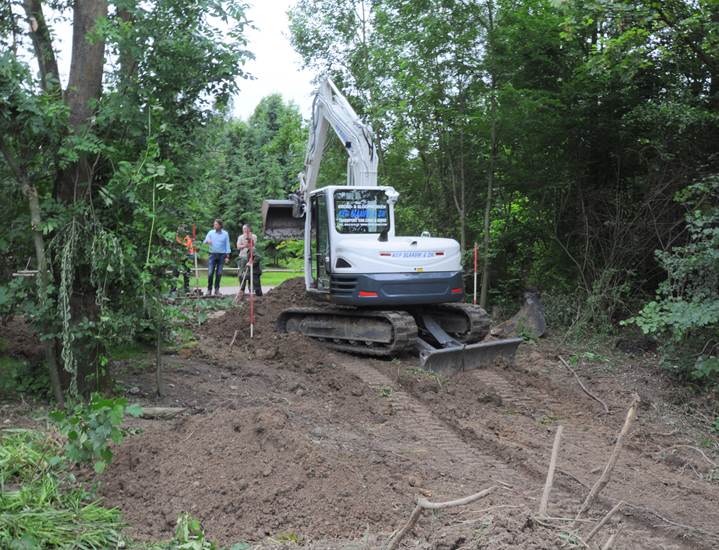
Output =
[
  {"x1": 1, "y1": 0, "x2": 252, "y2": 398},
  {"x1": 287, "y1": 0, "x2": 719, "y2": 376},
  {"x1": 1, "y1": 0, "x2": 718, "y2": 397}
]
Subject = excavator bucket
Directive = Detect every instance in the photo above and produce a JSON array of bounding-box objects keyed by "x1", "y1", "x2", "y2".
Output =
[
  {"x1": 418, "y1": 337, "x2": 523, "y2": 378},
  {"x1": 262, "y1": 199, "x2": 304, "y2": 240}
]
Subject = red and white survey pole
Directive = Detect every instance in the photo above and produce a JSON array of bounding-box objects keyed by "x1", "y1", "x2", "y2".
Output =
[
  {"x1": 192, "y1": 224, "x2": 199, "y2": 290},
  {"x1": 473, "y1": 242, "x2": 478, "y2": 305},
  {"x1": 249, "y1": 237, "x2": 255, "y2": 338}
]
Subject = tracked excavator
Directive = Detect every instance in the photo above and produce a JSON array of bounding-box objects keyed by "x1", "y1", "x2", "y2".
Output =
[{"x1": 262, "y1": 78, "x2": 521, "y2": 375}]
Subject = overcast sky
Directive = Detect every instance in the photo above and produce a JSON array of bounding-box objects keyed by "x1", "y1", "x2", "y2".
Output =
[
  {"x1": 234, "y1": 1, "x2": 315, "y2": 119},
  {"x1": 48, "y1": 0, "x2": 314, "y2": 120}
]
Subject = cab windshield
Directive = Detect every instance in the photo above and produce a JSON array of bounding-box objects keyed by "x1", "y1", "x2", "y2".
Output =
[{"x1": 334, "y1": 189, "x2": 390, "y2": 234}]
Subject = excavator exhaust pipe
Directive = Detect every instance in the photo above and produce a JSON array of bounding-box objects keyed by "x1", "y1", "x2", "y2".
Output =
[
  {"x1": 418, "y1": 337, "x2": 523, "y2": 378},
  {"x1": 262, "y1": 199, "x2": 305, "y2": 240}
]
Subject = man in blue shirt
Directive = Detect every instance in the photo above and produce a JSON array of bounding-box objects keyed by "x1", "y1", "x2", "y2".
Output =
[{"x1": 203, "y1": 219, "x2": 231, "y2": 296}]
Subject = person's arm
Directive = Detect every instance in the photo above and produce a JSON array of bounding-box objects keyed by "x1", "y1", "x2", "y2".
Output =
[
  {"x1": 225, "y1": 232, "x2": 231, "y2": 254},
  {"x1": 203, "y1": 230, "x2": 212, "y2": 244}
]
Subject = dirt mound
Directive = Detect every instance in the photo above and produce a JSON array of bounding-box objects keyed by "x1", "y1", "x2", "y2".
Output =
[
  {"x1": 201, "y1": 277, "x2": 328, "y2": 365},
  {"x1": 102, "y1": 406, "x2": 409, "y2": 544}
]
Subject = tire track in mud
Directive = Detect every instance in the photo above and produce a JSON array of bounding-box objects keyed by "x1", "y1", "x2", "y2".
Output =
[
  {"x1": 342, "y1": 357, "x2": 705, "y2": 549},
  {"x1": 341, "y1": 358, "x2": 518, "y2": 485},
  {"x1": 469, "y1": 367, "x2": 719, "y2": 549}
]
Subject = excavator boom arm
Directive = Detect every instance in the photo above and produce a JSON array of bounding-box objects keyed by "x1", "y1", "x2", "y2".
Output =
[{"x1": 301, "y1": 79, "x2": 378, "y2": 197}]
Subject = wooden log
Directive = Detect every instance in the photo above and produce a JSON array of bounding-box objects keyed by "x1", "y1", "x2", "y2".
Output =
[{"x1": 140, "y1": 407, "x2": 186, "y2": 419}]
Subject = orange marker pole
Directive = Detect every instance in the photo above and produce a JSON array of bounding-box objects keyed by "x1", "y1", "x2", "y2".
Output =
[{"x1": 473, "y1": 242, "x2": 478, "y2": 305}]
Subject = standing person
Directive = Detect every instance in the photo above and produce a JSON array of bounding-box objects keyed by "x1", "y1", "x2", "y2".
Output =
[
  {"x1": 173, "y1": 225, "x2": 195, "y2": 294},
  {"x1": 236, "y1": 224, "x2": 262, "y2": 298},
  {"x1": 203, "y1": 219, "x2": 230, "y2": 296}
]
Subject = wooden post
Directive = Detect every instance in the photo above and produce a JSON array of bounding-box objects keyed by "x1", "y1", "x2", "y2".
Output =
[{"x1": 538, "y1": 425, "x2": 563, "y2": 517}]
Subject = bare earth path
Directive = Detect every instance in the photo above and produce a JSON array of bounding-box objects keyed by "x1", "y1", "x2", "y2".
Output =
[{"x1": 99, "y1": 279, "x2": 719, "y2": 549}]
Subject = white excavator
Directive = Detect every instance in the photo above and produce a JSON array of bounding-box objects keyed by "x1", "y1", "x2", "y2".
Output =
[{"x1": 262, "y1": 78, "x2": 521, "y2": 375}]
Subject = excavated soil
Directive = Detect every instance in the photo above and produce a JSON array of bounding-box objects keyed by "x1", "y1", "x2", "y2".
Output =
[{"x1": 96, "y1": 278, "x2": 719, "y2": 549}]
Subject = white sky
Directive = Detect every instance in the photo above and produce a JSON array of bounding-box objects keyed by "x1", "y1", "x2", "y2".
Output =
[
  {"x1": 47, "y1": 0, "x2": 314, "y2": 120},
  {"x1": 234, "y1": 1, "x2": 315, "y2": 119}
]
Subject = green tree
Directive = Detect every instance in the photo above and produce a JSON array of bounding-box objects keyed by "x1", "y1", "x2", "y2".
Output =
[{"x1": 0, "y1": 0, "x2": 252, "y2": 398}]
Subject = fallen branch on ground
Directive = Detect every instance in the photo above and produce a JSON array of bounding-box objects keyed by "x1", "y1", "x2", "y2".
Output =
[
  {"x1": 574, "y1": 394, "x2": 639, "y2": 523},
  {"x1": 663, "y1": 445, "x2": 717, "y2": 468},
  {"x1": 585, "y1": 500, "x2": 623, "y2": 543},
  {"x1": 538, "y1": 425, "x2": 563, "y2": 518},
  {"x1": 386, "y1": 486, "x2": 497, "y2": 550},
  {"x1": 140, "y1": 407, "x2": 186, "y2": 419},
  {"x1": 601, "y1": 526, "x2": 622, "y2": 550},
  {"x1": 558, "y1": 355, "x2": 609, "y2": 414},
  {"x1": 229, "y1": 329, "x2": 239, "y2": 349}
]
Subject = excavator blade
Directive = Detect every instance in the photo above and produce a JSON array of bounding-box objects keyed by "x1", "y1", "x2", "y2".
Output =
[
  {"x1": 262, "y1": 199, "x2": 304, "y2": 240},
  {"x1": 418, "y1": 337, "x2": 523, "y2": 377}
]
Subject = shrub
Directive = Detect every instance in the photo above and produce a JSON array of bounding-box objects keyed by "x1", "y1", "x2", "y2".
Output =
[
  {"x1": 628, "y1": 176, "x2": 719, "y2": 383},
  {"x1": 49, "y1": 394, "x2": 142, "y2": 473}
]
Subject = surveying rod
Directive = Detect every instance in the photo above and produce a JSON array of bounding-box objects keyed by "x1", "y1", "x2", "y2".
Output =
[
  {"x1": 249, "y1": 236, "x2": 255, "y2": 338},
  {"x1": 192, "y1": 224, "x2": 200, "y2": 290}
]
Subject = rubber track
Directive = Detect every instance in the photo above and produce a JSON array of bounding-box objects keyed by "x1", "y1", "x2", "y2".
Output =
[
  {"x1": 278, "y1": 307, "x2": 418, "y2": 356},
  {"x1": 423, "y1": 302, "x2": 491, "y2": 344}
]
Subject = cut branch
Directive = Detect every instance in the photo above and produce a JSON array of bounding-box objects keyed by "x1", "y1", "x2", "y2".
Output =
[
  {"x1": 558, "y1": 355, "x2": 609, "y2": 414},
  {"x1": 22, "y1": 0, "x2": 61, "y2": 94},
  {"x1": 387, "y1": 486, "x2": 497, "y2": 550},
  {"x1": 538, "y1": 425, "x2": 563, "y2": 518},
  {"x1": 585, "y1": 500, "x2": 623, "y2": 543},
  {"x1": 574, "y1": 395, "x2": 639, "y2": 522}
]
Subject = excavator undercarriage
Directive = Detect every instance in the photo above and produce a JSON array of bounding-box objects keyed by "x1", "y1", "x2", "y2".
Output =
[{"x1": 277, "y1": 303, "x2": 522, "y2": 376}]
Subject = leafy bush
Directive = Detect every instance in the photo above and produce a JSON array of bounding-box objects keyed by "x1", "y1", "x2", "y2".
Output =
[
  {"x1": 0, "y1": 356, "x2": 50, "y2": 398},
  {"x1": 49, "y1": 394, "x2": 142, "y2": 473},
  {"x1": 628, "y1": 177, "x2": 719, "y2": 382}
]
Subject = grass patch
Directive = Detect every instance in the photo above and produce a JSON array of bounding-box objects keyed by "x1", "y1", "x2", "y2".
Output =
[
  {"x1": 107, "y1": 341, "x2": 154, "y2": 361},
  {"x1": 0, "y1": 429, "x2": 124, "y2": 549},
  {"x1": 187, "y1": 271, "x2": 302, "y2": 289},
  {"x1": 1, "y1": 429, "x2": 249, "y2": 549}
]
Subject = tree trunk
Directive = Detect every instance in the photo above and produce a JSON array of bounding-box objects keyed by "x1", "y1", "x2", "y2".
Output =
[
  {"x1": 22, "y1": 0, "x2": 61, "y2": 94},
  {"x1": 480, "y1": 99, "x2": 495, "y2": 309},
  {"x1": 54, "y1": 0, "x2": 109, "y2": 395},
  {"x1": 480, "y1": 0, "x2": 497, "y2": 310},
  {"x1": 0, "y1": 138, "x2": 64, "y2": 406},
  {"x1": 57, "y1": 0, "x2": 108, "y2": 203}
]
